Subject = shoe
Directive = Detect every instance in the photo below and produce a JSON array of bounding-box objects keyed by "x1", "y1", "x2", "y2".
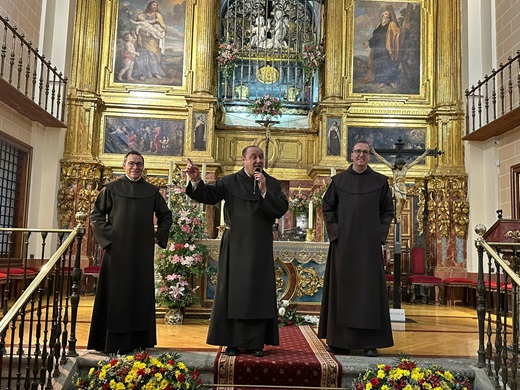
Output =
[
  {"x1": 247, "y1": 349, "x2": 265, "y2": 357},
  {"x1": 326, "y1": 346, "x2": 350, "y2": 355},
  {"x1": 224, "y1": 346, "x2": 239, "y2": 356},
  {"x1": 363, "y1": 348, "x2": 379, "y2": 357}
]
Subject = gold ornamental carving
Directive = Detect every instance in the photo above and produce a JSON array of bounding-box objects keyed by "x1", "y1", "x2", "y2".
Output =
[
  {"x1": 294, "y1": 265, "x2": 323, "y2": 298},
  {"x1": 426, "y1": 175, "x2": 469, "y2": 238},
  {"x1": 505, "y1": 231, "x2": 520, "y2": 241},
  {"x1": 57, "y1": 161, "x2": 105, "y2": 228}
]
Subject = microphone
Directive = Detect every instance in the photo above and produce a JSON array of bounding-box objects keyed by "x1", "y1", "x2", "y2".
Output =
[{"x1": 253, "y1": 167, "x2": 261, "y2": 194}]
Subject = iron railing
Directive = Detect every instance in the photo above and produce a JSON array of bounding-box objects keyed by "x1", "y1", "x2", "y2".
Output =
[
  {"x1": 0, "y1": 15, "x2": 68, "y2": 123},
  {"x1": 474, "y1": 223, "x2": 520, "y2": 390},
  {"x1": 0, "y1": 212, "x2": 85, "y2": 389},
  {"x1": 465, "y1": 50, "x2": 520, "y2": 136}
]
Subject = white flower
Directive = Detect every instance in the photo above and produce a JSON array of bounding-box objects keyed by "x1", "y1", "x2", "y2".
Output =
[{"x1": 278, "y1": 307, "x2": 286, "y2": 316}]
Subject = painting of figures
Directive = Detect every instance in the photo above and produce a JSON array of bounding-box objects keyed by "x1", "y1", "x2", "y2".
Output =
[
  {"x1": 348, "y1": 127, "x2": 426, "y2": 164},
  {"x1": 104, "y1": 117, "x2": 185, "y2": 156},
  {"x1": 352, "y1": 1, "x2": 421, "y2": 95},
  {"x1": 114, "y1": 0, "x2": 186, "y2": 86}
]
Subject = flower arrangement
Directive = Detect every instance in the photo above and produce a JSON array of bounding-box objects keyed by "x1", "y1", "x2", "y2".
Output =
[
  {"x1": 309, "y1": 182, "x2": 330, "y2": 209},
  {"x1": 353, "y1": 357, "x2": 471, "y2": 390},
  {"x1": 289, "y1": 187, "x2": 311, "y2": 214},
  {"x1": 155, "y1": 168, "x2": 212, "y2": 310},
  {"x1": 216, "y1": 38, "x2": 239, "y2": 80},
  {"x1": 249, "y1": 94, "x2": 282, "y2": 118},
  {"x1": 300, "y1": 39, "x2": 325, "y2": 80},
  {"x1": 277, "y1": 299, "x2": 319, "y2": 328},
  {"x1": 74, "y1": 350, "x2": 207, "y2": 390}
]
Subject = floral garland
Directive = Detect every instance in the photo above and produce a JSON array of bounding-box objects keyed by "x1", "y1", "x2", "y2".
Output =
[
  {"x1": 353, "y1": 357, "x2": 471, "y2": 390},
  {"x1": 249, "y1": 94, "x2": 282, "y2": 118},
  {"x1": 74, "y1": 350, "x2": 207, "y2": 390},
  {"x1": 216, "y1": 38, "x2": 238, "y2": 80},
  {"x1": 300, "y1": 39, "x2": 325, "y2": 80},
  {"x1": 277, "y1": 299, "x2": 319, "y2": 328},
  {"x1": 155, "y1": 167, "x2": 212, "y2": 309}
]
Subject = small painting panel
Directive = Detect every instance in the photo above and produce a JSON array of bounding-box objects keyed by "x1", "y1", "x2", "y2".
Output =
[
  {"x1": 326, "y1": 117, "x2": 341, "y2": 156},
  {"x1": 114, "y1": 0, "x2": 186, "y2": 86},
  {"x1": 352, "y1": 1, "x2": 421, "y2": 95},
  {"x1": 347, "y1": 126, "x2": 426, "y2": 163},
  {"x1": 104, "y1": 116, "x2": 185, "y2": 156},
  {"x1": 192, "y1": 112, "x2": 208, "y2": 151}
]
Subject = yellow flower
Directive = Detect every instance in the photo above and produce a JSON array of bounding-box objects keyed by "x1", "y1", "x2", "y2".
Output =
[
  {"x1": 381, "y1": 385, "x2": 389, "y2": 390},
  {"x1": 88, "y1": 367, "x2": 95, "y2": 375},
  {"x1": 366, "y1": 383, "x2": 373, "y2": 390},
  {"x1": 178, "y1": 362, "x2": 187, "y2": 371},
  {"x1": 377, "y1": 369, "x2": 385, "y2": 379},
  {"x1": 403, "y1": 384, "x2": 413, "y2": 390}
]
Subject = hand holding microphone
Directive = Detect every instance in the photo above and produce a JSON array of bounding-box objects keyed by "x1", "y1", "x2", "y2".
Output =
[{"x1": 253, "y1": 167, "x2": 265, "y2": 195}]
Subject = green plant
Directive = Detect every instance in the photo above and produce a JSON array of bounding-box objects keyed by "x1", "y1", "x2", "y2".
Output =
[
  {"x1": 289, "y1": 187, "x2": 311, "y2": 214},
  {"x1": 277, "y1": 299, "x2": 319, "y2": 328}
]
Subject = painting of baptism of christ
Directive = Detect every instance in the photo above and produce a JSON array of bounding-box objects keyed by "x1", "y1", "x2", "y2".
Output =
[{"x1": 114, "y1": 0, "x2": 187, "y2": 86}]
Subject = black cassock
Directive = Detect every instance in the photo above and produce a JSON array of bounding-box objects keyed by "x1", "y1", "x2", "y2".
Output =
[
  {"x1": 187, "y1": 168, "x2": 288, "y2": 349},
  {"x1": 318, "y1": 165, "x2": 394, "y2": 349},
  {"x1": 88, "y1": 176, "x2": 172, "y2": 353}
]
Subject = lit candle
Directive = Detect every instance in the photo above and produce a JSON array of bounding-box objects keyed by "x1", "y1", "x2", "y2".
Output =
[
  {"x1": 330, "y1": 167, "x2": 336, "y2": 176},
  {"x1": 308, "y1": 201, "x2": 313, "y2": 229},
  {"x1": 201, "y1": 163, "x2": 206, "y2": 182},
  {"x1": 168, "y1": 161, "x2": 173, "y2": 184},
  {"x1": 220, "y1": 200, "x2": 225, "y2": 226},
  {"x1": 281, "y1": 215, "x2": 285, "y2": 234}
]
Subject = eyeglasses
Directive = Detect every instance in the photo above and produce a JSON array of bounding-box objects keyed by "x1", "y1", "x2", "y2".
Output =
[
  {"x1": 353, "y1": 149, "x2": 370, "y2": 155},
  {"x1": 126, "y1": 161, "x2": 144, "y2": 168}
]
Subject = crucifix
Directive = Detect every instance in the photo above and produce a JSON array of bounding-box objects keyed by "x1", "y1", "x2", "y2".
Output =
[
  {"x1": 371, "y1": 137, "x2": 441, "y2": 309},
  {"x1": 255, "y1": 117, "x2": 279, "y2": 168}
]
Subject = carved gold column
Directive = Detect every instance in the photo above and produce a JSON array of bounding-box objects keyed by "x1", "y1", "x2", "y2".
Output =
[
  {"x1": 192, "y1": 0, "x2": 218, "y2": 95},
  {"x1": 64, "y1": 0, "x2": 103, "y2": 161},
  {"x1": 322, "y1": 0, "x2": 343, "y2": 100}
]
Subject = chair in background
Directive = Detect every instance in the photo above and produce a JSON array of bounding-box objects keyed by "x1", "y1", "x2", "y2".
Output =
[
  {"x1": 443, "y1": 277, "x2": 473, "y2": 306},
  {"x1": 407, "y1": 245, "x2": 443, "y2": 303},
  {"x1": 82, "y1": 247, "x2": 103, "y2": 295},
  {"x1": 382, "y1": 244, "x2": 394, "y2": 301}
]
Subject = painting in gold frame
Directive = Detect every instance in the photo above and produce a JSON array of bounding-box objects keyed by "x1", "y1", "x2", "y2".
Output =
[
  {"x1": 351, "y1": 0, "x2": 422, "y2": 95},
  {"x1": 103, "y1": 116, "x2": 185, "y2": 157},
  {"x1": 112, "y1": 0, "x2": 188, "y2": 87}
]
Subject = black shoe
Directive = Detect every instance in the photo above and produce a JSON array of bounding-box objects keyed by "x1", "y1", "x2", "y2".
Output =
[
  {"x1": 326, "y1": 346, "x2": 350, "y2": 355},
  {"x1": 247, "y1": 349, "x2": 265, "y2": 357},
  {"x1": 363, "y1": 348, "x2": 379, "y2": 357},
  {"x1": 224, "y1": 346, "x2": 239, "y2": 356}
]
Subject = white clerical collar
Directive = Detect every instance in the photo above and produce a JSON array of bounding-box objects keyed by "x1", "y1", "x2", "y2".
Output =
[
  {"x1": 353, "y1": 166, "x2": 368, "y2": 173},
  {"x1": 125, "y1": 174, "x2": 141, "y2": 182}
]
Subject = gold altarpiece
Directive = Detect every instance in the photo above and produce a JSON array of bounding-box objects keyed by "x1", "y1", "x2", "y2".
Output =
[{"x1": 60, "y1": 0, "x2": 468, "y2": 311}]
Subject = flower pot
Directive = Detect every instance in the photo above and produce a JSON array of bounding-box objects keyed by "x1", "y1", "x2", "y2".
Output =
[{"x1": 164, "y1": 307, "x2": 184, "y2": 325}]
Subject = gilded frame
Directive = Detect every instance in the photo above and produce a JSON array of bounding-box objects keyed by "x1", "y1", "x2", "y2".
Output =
[
  {"x1": 345, "y1": 0, "x2": 432, "y2": 103},
  {"x1": 99, "y1": 111, "x2": 188, "y2": 168},
  {"x1": 100, "y1": 0, "x2": 194, "y2": 94}
]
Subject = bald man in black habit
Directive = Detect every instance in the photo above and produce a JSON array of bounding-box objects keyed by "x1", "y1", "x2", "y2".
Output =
[{"x1": 185, "y1": 146, "x2": 288, "y2": 357}]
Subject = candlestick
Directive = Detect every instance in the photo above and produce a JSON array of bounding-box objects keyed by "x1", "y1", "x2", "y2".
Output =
[
  {"x1": 201, "y1": 163, "x2": 206, "y2": 182},
  {"x1": 168, "y1": 161, "x2": 174, "y2": 184},
  {"x1": 308, "y1": 201, "x2": 313, "y2": 229},
  {"x1": 330, "y1": 167, "x2": 336, "y2": 176},
  {"x1": 220, "y1": 200, "x2": 225, "y2": 226},
  {"x1": 281, "y1": 215, "x2": 285, "y2": 234}
]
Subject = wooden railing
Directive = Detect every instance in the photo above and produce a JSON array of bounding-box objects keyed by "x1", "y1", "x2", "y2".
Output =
[
  {"x1": 465, "y1": 50, "x2": 520, "y2": 140},
  {"x1": 474, "y1": 223, "x2": 520, "y2": 390},
  {"x1": 0, "y1": 212, "x2": 85, "y2": 389},
  {"x1": 0, "y1": 15, "x2": 67, "y2": 126}
]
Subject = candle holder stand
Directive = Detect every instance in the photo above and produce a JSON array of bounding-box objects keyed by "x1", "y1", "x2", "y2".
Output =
[
  {"x1": 217, "y1": 225, "x2": 226, "y2": 239},
  {"x1": 305, "y1": 228, "x2": 315, "y2": 242}
]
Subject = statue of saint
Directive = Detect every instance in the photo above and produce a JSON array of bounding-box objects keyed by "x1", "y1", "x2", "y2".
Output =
[{"x1": 370, "y1": 147, "x2": 432, "y2": 223}]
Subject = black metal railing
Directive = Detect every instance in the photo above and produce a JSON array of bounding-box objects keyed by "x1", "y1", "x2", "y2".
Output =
[
  {"x1": 474, "y1": 224, "x2": 520, "y2": 390},
  {"x1": 0, "y1": 15, "x2": 68, "y2": 123},
  {"x1": 465, "y1": 49, "x2": 520, "y2": 136},
  {"x1": 0, "y1": 212, "x2": 85, "y2": 389}
]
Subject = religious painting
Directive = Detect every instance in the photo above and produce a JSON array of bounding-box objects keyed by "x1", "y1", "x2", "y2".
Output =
[
  {"x1": 104, "y1": 116, "x2": 185, "y2": 156},
  {"x1": 347, "y1": 126, "x2": 426, "y2": 164},
  {"x1": 326, "y1": 117, "x2": 341, "y2": 156},
  {"x1": 113, "y1": 0, "x2": 187, "y2": 86},
  {"x1": 192, "y1": 112, "x2": 207, "y2": 151},
  {"x1": 352, "y1": 1, "x2": 421, "y2": 95}
]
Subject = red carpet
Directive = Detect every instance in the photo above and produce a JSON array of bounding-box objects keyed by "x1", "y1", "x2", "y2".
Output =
[{"x1": 213, "y1": 325, "x2": 342, "y2": 390}]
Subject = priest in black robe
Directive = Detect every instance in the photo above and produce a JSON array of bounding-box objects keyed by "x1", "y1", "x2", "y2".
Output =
[
  {"x1": 318, "y1": 141, "x2": 394, "y2": 357},
  {"x1": 185, "y1": 146, "x2": 288, "y2": 357},
  {"x1": 88, "y1": 150, "x2": 172, "y2": 354}
]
